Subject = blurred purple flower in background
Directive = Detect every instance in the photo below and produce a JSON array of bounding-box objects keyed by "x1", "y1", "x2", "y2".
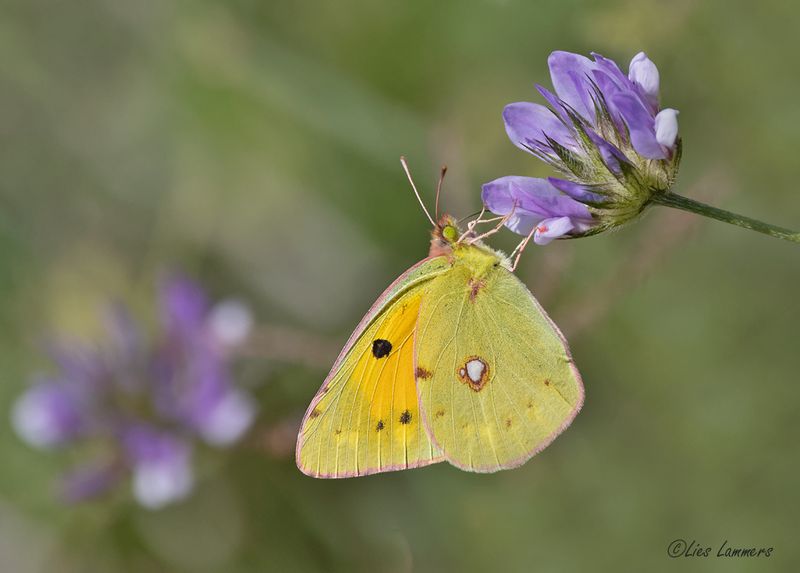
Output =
[
  {"x1": 11, "y1": 276, "x2": 256, "y2": 510},
  {"x1": 483, "y1": 50, "x2": 682, "y2": 244}
]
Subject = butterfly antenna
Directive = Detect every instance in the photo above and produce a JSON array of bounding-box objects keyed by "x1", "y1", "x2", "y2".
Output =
[
  {"x1": 457, "y1": 210, "x2": 483, "y2": 225},
  {"x1": 400, "y1": 156, "x2": 435, "y2": 227},
  {"x1": 434, "y1": 165, "x2": 447, "y2": 221}
]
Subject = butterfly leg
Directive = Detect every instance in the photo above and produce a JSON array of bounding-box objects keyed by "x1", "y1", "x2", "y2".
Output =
[
  {"x1": 509, "y1": 222, "x2": 539, "y2": 271},
  {"x1": 468, "y1": 203, "x2": 517, "y2": 245}
]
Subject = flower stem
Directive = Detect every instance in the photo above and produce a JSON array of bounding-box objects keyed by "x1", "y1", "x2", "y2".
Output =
[{"x1": 650, "y1": 191, "x2": 800, "y2": 243}]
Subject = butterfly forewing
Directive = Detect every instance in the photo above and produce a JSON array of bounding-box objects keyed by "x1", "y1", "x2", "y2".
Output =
[{"x1": 296, "y1": 257, "x2": 450, "y2": 478}]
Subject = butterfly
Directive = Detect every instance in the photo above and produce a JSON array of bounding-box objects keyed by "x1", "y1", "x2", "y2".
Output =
[{"x1": 296, "y1": 160, "x2": 583, "y2": 477}]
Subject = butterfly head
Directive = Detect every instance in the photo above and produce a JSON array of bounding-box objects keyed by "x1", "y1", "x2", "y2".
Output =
[{"x1": 429, "y1": 214, "x2": 463, "y2": 257}]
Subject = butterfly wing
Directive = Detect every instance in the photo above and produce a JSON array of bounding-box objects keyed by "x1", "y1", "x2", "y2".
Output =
[
  {"x1": 414, "y1": 255, "x2": 584, "y2": 472},
  {"x1": 296, "y1": 257, "x2": 451, "y2": 478}
]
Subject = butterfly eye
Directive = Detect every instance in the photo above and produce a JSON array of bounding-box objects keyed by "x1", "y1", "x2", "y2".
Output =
[{"x1": 442, "y1": 225, "x2": 458, "y2": 242}]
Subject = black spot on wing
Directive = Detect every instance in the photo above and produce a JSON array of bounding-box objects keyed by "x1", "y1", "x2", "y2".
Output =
[
  {"x1": 399, "y1": 410, "x2": 412, "y2": 424},
  {"x1": 372, "y1": 339, "x2": 392, "y2": 358}
]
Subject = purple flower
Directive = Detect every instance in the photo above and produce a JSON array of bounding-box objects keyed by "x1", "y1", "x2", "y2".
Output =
[
  {"x1": 481, "y1": 176, "x2": 595, "y2": 245},
  {"x1": 11, "y1": 381, "x2": 84, "y2": 448},
  {"x1": 208, "y1": 300, "x2": 254, "y2": 348},
  {"x1": 124, "y1": 425, "x2": 194, "y2": 509},
  {"x1": 483, "y1": 50, "x2": 682, "y2": 242},
  {"x1": 11, "y1": 275, "x2": 256, "y2": 509}
]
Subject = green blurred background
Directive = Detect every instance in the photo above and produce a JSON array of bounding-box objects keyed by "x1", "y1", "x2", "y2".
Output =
[{"x1": 2, "y1": 0, "x2": 798, "y2": 571}]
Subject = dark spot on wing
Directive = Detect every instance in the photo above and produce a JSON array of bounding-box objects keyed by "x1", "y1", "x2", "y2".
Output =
[
  {"x1": 415, "y1": 366, "x2": 432, "y2": 380},
  {"x1": 334, "y1": 429, "x2": 342, "y2": 435},
  {"x1": 434, "y1": 409, "x2": 445, "y2": 418},
  {"x1": 544, "y1": 379, "x2": 551, "y2": 386},
  {"x1": 376, "y1": 420, "x2": 385, "y2": 432},
  {"x1": 505, "y1": 418, "x2": 513, "y2": 428},
  {"x1": 468, "y1": 278, "x2": 486, "y2": 302},
  {"x1": 372, "y1": 339, "x2": 392, "y2": 358},
  {"x1": 399, "y1": 410, "x2": 412, "y2": 424},
  {"x1": 527, "y1": 400, "x2": 534, "y2": 410},
  {"x1": 309, "y1": 408, "x2": 321, "y2": 419}
]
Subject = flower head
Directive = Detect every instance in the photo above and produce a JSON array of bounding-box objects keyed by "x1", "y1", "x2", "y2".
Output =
[
  {"x1": 482, "y1": 50, "x2": 682, "y2": 243},
  {"x1": 11, "y1": 275, "x2": 256, "y2": 509}
]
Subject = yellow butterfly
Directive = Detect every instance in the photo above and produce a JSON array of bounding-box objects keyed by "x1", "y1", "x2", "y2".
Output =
[{"x1": 296, "y1": 162, "x2": 583, "y2": 477}]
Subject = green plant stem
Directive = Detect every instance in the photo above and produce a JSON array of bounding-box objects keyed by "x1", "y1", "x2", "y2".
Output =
[{"x1": 650, "y1": 191, "x2": 800, "y2": 243}]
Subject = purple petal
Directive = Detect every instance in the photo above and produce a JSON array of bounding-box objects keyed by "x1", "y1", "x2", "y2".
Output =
[
  {"x1": 628, "y1": 52, "x2": 660, "y2": 109},
  {"x1": 123, "y1": 425, "x2": 173, "y2": 462},
  {"x1": 520, "y1": 185, "x2": 594, "y2": 220},
  {"x1": 548, "y1": 51, "x2": 597, "y2": 121},
  {"x1": 655, "y1": 108, "x2": 679, "y2": 149},
  {"x1": 150, "y1": 309, "x2": 235, "y2": 431},
  {"x1": 482, "y1": 176, "x2": 548, "y2": 235},
  {"x1": 196, "y1": 390, "x2": 257, "y2": 446},
  {"x1": 535, "y1": 84, "x2": 572, "y2": 125},
  {"x1": 590, "y1": 69, "x2": 626, "y2": 131},
  {"x1": 503, "y1": 102, "x2": 576, "y2": 154},
  {"x1": 161, "y1": 275, "x2": 208, "y2": 335},
  {"x1": 208, "y1": 299, "x2": 253, "y2": 348},
  {"x1": 481, "y1": 176, "x2": 593, "y2": 237},
  {"x1": 590, "y1": 69, "x2": 624, "y2": 99},
  {"x1": 504, "y1": 213, "x2": 539, "y2": 236},
  {"x1": 547, "y1": 177, "x2": 606, "y2": 203},
  {"x1": 11, "y1": 383, "x2": 83, "y2": 448},
  {"x1": 593, "y1": 51, "x2": 659, "y2": 119},
  {"x1": 123, "y1": 426, "x2": 194, "y2": 509},
  {"x1": 482, "y1": 176, "x2": 556, "y2": 216},
  {"x1": 132, "y1": 454, "x2": 193, "y2": 510},
  {"x1": 533, "y1": 217, "x2": 575, "y2": 245},
  {"x1": 611, "y1": 93, "x2": 667, "y2": 159},
  {"x1": 184, "y1": 354, "x2": 229, "y2": 426},
  {"x1": 482, "y1": 176, "x2": 524, "y2": 216},
  {"x1": 584, "y1": 127, "x2": 631, "y2": 173},
  {"x1": 591, "y1": 52, "x2": 632, "y2": 90}
]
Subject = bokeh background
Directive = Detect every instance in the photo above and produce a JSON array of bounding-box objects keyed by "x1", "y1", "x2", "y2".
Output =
[{"x1": 2, "y1": 0, "x2": 799, "y2": 571}]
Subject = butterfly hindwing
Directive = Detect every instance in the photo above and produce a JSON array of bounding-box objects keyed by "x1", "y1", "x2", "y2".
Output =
[
  {"x1": 414, "y1": 249, "x2": 584, "y2": 472},
  {"x1": 296, "y1": 257, "x2": 450, "y2": 478}
]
